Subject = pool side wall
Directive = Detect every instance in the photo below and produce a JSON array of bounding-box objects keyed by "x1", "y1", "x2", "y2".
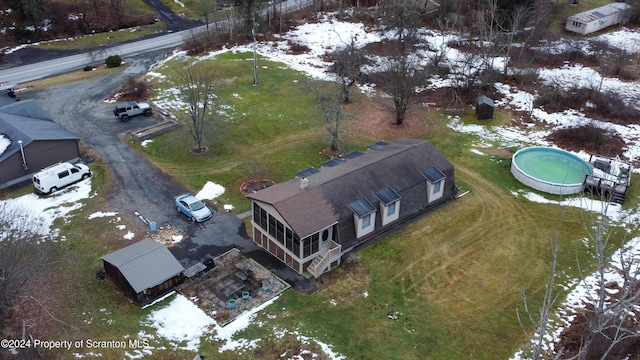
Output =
[
  {"x1": 511, "y1": 147, "x2": 591, "y2": 195},
  {"x1": 511, "y1": 164, "x2": 585, "y2": 195}
]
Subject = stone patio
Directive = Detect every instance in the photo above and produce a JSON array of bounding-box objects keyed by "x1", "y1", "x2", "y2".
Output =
[{"x1": 179, "y1": 248, "x2": 289, "y2": 327}]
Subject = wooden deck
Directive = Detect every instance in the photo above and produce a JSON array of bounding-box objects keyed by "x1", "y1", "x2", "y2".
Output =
[{"x1": 584, "y1": 154, "x2": 632, "y2": 204}]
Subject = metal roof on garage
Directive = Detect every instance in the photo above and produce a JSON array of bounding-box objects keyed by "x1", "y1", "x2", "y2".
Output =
[{"x1": 102, "y1": 239, "x2": 184, "y2": 293}]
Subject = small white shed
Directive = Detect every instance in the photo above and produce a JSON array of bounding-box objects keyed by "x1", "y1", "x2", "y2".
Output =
[{"x1": 565, "y1": 2, "x2": 631, "y2": 35}]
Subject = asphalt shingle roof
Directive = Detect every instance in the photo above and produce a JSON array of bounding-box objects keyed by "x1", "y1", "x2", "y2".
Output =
[
  {"x1": 0, "y1": 100, "x2": 79, "y2": 162},
  {"x1": 248, "y1": 138, "x2": 455, "y2": 245}
]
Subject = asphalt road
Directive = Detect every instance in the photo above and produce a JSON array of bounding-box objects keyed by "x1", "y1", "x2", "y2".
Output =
[
  {"x1": 0, "y1": 0, "x2": 312, "y2": 85},
  {"x1": 8, "y1": 0, "x2": 316, "y2": 289},
  {"x1": 25, "y1": 51, "x2": 258, "y2": 270}
]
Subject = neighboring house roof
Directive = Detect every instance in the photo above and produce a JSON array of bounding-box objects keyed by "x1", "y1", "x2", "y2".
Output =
[
  {"x1": 248, "y1": 138, "x2": 454, "y2": 244},
  {"x1": 567, "y1": 2, "x2": 630, "y2": 23},
  {"x1": 101, "y1": 239, "x2": 184, "y2": 293},
  {"x1": 0, "y1": 99, "x2": 79, "y2": 162}
]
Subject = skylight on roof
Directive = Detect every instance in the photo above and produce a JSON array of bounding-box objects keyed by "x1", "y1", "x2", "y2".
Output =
[
  {"x1": 344, "y1": 151, "x2": 365, "y2": 159},
  {"x1": 296, "y1": 167, "x2": 320, "y2": 178},
  {"x1": 322, "y1": 158, "x2": 344, "y2": 167},
  {"x1": 368, "y1": 141, "x2": 390, "y2": 150}
]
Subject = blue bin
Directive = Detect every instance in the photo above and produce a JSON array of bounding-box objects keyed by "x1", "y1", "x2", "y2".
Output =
[
  {"x1": 150, "y1": 221, "x2": 157, "y2": 231},
  {"x1": 228, "y1": 299, "x2": 236, "y2": 308}
]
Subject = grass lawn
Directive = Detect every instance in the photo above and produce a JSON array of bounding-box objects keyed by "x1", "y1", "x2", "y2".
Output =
[
  {"x1": 31, "y1": 21, "x2": 166, "y2": 53},
  {"x1": 24, "y1": 49, "x2": 638, "y2": 359},
  {"x1": 20, "y1": 63, "x2": 128, "y2": 90}
]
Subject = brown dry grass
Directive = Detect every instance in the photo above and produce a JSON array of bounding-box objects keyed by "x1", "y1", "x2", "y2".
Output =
[{"x1": 345, "y1": 97, "x2": 431, "y2": 141}]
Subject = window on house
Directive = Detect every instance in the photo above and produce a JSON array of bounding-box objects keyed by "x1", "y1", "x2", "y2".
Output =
[
  {"x1": 362, "y1": 213, "x2": 371, "y2": 228},
  {"x1": 285, "y1": 228, "x2": 293, "y2": 252},
  {"x1": 276, "y1": 222, "x2": 285, "y2": 243},
  {"x1": 268, "y1": 215, "x2": 276, "y2": 237},
  {"x1": 375, "y1": 186, "x2": 401, "y2": 224},
  {"x1": 293, "y1": 233, "x2": 301, "y2": 258},
  {"x1": 433, "y1": 181, "x2": 441, "y2": 194},
  {"x1": 303, "y1": 233, "x2": 320, "y2": 258},
  {"x1": 349, "y1": 198, "x2": 377, "y2": 238},
  {"x1": 259, "y1": 207, "x2": 267, "y2": 230},
  {"x1": 422, "y1": 166, "x2": 446, "y2": 201},
  {"x1": 253, "y1": 203, "x2": 260, "y2": 225}
]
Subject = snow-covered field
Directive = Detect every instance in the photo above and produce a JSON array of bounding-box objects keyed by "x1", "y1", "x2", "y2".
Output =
[{"x1": 4, "y1": 10, "x2": 640, "y2": 359}]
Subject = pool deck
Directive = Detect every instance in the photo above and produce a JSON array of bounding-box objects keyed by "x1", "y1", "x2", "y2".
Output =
[{"x1": 584, "y1": 154, "x2": 632, "y2": 203}]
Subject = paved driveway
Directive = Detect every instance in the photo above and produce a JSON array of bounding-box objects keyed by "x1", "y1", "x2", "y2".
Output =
[
  {"x1": 26, "y1": 50, "x2": 313, "y2": 291},
  {"x1": 27, "y1": 51, "x2": 258, "y2": 269}
]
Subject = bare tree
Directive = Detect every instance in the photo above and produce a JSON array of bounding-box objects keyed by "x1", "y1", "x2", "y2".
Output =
[
  {"x1": 233, "y1": 0, "x2": 265, "y2": 30},
  {"x1": 378, "y1": 54, "x2": 427, "y2": 125},
  {"x1": 564, "y1": 198, "x2": 640, "y2": 360},
  {"x1": 200, "y1": 0, "x2": 216, "y2": 33},
  {"x1": 522, "y1": 196, "x2": 640, "y2": 359},
  {"x1": 0, "y1": 204, "x2": 52, "y2": 330},
  {"x1": 381, "y1": 0, "x2": 422, "y2": 57},
  {"x1": 308, "y1": 82, "x2": 349, "y2": 154},
  {"x1": 331, "y1": 35, "x2": 367, "y2": 103},
  {"x1": 498, "y1": 3, "x2": 533, "y2": 77},
  {"x1": 172, "y1": 59, "x2": 220, "y2": 153},
  {"x1": 377, "y1": 0, "x2": 428, "y2": 124}
]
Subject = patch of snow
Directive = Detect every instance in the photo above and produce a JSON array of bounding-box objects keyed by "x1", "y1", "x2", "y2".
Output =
[
  {"x1": 0, "y1": 134, "x2": 10, "y2": 157},
  {"x1": 196, "y1": 181, "x2": 225, "y2": 200},
  {"x1": 145, "y1": 293, "x2": 215, "y2": 351},
  {"x1": 88, "y1": 211, "x2": 118, "y2": 219},
  {"x1": 0, "y1": 179, "x2": 92, "y2": 240}
]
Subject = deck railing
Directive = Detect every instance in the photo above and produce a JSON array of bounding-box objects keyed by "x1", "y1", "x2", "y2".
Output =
[{"x1": 308, "y1": 241, "x2": 341, "y2": 278}]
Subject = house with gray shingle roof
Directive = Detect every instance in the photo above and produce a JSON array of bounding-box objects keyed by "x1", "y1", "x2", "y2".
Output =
[
  {"x1": 247, "y1": 138, "x2": 457, "y2": 278},
  {"x1": 101, "y1": 239, "x2": 185, "y2": 305},
  {"x1": 0, "y1": 99, "x2": 81, "y2": 189}
]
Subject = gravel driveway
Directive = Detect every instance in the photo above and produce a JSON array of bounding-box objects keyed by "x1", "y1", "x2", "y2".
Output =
[{"x1": 27, "y1": 51, "x2": 259, "y2": 270}]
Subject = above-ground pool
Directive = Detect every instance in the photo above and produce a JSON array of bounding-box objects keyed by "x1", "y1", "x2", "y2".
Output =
[{"x1": 511, "y1": 147, "x2": 593, "y2": 195}]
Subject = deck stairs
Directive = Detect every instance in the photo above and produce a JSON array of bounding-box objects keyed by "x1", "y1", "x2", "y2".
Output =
[{"x1": 307, "y1": 241, "x2": 342, "y2": 278}]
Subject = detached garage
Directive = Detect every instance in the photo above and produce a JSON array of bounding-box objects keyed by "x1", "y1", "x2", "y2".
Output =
[
  {"x1": 0, "y1": 98, "x2": 81, "y2": 189},
  {"x1": 101, "y1": 239, "x2": 185, "y2": 305}
]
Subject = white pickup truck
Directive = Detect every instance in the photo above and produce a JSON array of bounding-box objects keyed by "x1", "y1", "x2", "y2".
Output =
[{"x1": 113, "y1": 101, "x2": 153, "y2": 122}]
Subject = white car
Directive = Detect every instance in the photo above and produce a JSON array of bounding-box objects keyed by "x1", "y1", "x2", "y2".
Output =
[{"x1": 33, "y1": 162, "x2": 91, "y2": 194}]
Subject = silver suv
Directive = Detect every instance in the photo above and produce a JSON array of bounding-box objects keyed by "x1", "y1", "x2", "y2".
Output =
[{"x1": 113, "y1": 101, "x2": 152, "y2": 122}]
